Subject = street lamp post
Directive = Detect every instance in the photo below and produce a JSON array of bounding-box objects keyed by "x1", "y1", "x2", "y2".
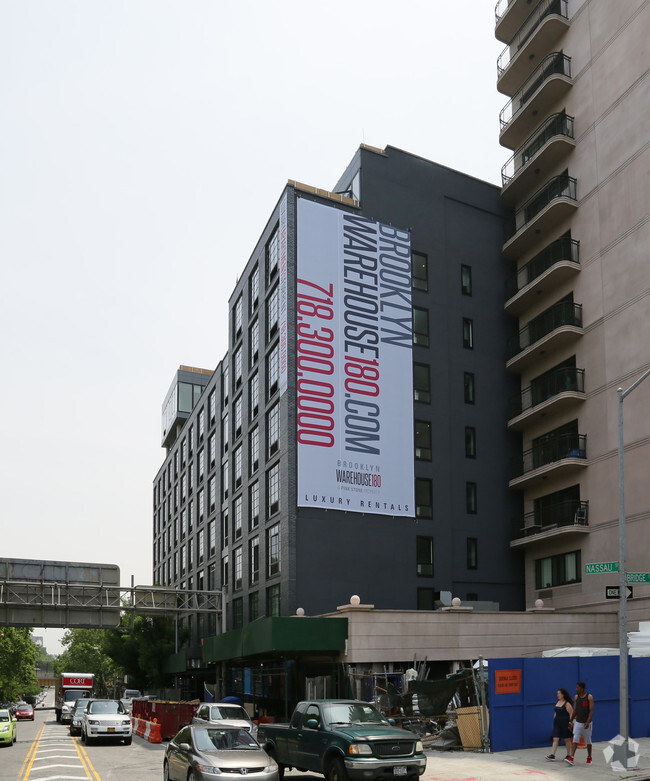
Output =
[{"x1": 617, "y1": 367, "x2": 650, "y2": 768}]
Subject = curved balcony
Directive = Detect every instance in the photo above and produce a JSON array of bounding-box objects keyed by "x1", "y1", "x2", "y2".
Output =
[
  {"x1": 496, "y1": 0, "x2": 538, "y2": 43},
  {"x1": 499, "y1": 53, "x2": 572, "y2": 150},
  {"x1": 510, "y1": 432, "x2": 587, "y2": 489},
  {"x1": 508, "y1": 366, "x2": 585, "y2": 430},
  {"x1": 503, "y1": 173, "x2": 577, "y2": 259},
  {"x1": 507, "y1": 300, "x2": 582, "y2": 371},
  {"x1": 510, "y1": 500, "x2": 589, "y2": 547},
  {"x1": 501, "y1": 113, "x2": 575, "y2": 205},
  {"x1": 498, "y1": 0, "x2": 570, "y2": 96},
  {"x1": 505, "y1": 236, "x2": 580, "y2": 314}
]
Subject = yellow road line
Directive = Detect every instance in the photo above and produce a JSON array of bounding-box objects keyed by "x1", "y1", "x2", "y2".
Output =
[
  {"x1": 16, "y1": 724, "x2": 44, "y2": 781},
  {"x1": 74, "y1": 735, "x2": 102, "y2": 781}
]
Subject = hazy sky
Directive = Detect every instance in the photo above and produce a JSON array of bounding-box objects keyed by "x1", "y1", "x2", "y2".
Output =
[{"x1": 1, "y1": 1, "x2": 507, "y2": 652}]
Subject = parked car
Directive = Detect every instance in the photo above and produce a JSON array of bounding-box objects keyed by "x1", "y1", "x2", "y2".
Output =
[
  {"x1": 15, "y1": 704, "x2": 34, "y2": 721},
  {"x1": 120, "y1": 689, "x2": 142, "y2": 714},
  {"x1": 0, "y1": 709, "x2": 18, "y2": 746},
  {"x1": 192, "y1": 702, "x2": 256, "y2": 734},
  {"x1": 164, "y1": 725, "x2": 278, "y2": 781},
  {"x1": 69, "y1": 699, "x2": 92, "y2": 737},
  {"x1": 81, "y1": 699, "x2": 132, "y2": 745}
]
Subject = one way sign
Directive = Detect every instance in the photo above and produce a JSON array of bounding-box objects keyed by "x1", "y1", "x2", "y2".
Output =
[{"x1": 605, "y1": 585, "x2": 633, "y2": 599}]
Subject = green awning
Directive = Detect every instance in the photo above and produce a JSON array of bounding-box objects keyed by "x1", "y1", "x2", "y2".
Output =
[{"x1": 202, "y1": 616, "x2": 347, "y2": 663}]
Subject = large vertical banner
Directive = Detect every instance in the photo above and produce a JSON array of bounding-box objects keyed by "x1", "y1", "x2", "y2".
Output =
[
  {"x1": 278, "y1": 193, "x2": 289, "y2": 396},
  {"x1": 296, "y1": 198, "x2": 414, "y2": 517}
]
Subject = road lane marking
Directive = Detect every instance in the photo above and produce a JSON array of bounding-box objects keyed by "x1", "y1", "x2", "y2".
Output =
[
  {"x1": 74, "y1": 737, "x2": 101, "y2": 781},
  {"x1": 17, "y1": 724, "x2": 45, "y2": 781},
  {"x1": 15, "y1": 723, "x2": 100, "y2": 781}
]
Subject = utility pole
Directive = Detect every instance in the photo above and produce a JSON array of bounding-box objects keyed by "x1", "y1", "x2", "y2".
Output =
[{"x1": 617, "y1": 367, "x2": 650, "y2": 768}]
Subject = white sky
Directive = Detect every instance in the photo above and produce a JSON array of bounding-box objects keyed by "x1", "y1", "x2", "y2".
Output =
[{"x1": 1, "y1": 1, "x2": 507, "y2": 653}]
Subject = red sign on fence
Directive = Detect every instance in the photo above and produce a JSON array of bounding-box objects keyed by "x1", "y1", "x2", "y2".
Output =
[{"x1": 495, "y1": 669, "x2": 522, "y2": 694}]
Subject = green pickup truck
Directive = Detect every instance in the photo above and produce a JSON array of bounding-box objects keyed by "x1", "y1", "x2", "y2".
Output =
[{"x1": 257, "y1": 700, "x2": 427, "y2": 781}]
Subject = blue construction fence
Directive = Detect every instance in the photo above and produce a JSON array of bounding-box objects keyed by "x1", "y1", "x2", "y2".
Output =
[{"x1": 488, "y1": 656, "x2": 650, "y2": 751}]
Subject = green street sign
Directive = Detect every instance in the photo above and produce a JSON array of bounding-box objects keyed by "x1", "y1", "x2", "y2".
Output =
[
  {"x1": 585, "y1": 562, "x2": 619, "y2": 574},
  {"x1": 627, "y1": 573, "x2": 650, "y2": 583}
]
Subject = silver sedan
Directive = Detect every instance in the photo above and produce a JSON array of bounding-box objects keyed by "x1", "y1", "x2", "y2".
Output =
[{"x1": 164, "y1": 725, "x2": 278, "y2": 781}]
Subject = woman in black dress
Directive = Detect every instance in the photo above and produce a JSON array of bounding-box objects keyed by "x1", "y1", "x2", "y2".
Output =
[{"x1": 546, "y1": 688, "x2": 573, "y2": 760}]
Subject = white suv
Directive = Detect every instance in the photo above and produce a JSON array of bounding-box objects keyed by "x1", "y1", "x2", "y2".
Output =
[{"x1": 82, "y1": 699, "x2": 132, "y2": 745}]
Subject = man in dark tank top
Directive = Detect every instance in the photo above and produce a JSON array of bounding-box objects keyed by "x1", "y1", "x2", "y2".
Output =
[{"x1": 565, "y1": 681, "x2": 594, "y2": 765}]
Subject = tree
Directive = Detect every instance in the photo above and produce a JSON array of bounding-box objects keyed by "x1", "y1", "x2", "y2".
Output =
[
  {"x1": 0, "y1": 627, "x2": 39, "y2": 701},
  {"x1": 104, "y1": 615, "x2": 186, "y2": 693},
  {"x1": 54, "y1": 628, "x2": 123, "y2": 697}
]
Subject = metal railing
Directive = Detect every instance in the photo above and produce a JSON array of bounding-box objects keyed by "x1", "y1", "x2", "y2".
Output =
[
  {"x1": 510, "y1": 366, "x2": 585, "y2": 417},
  {"x1": 502, "y1": 112, "x2": 574, "y2": 186},
  {"x1": 495, "y1": 0, "x2": 514, "y2": 25},
  {"x1": 506, "y1": 173, "x2": 577, "y2": 239},
  {"x1": 498, "y1": 0, "x2": 568, "y2": 77},
  {"x1": 512, "y1": 432, "x2": 587, "y2": 477},
  {"x1": 508, "y1": 299, "x2": 582, "y2": 358},
  {"x1": 500, "y1": 52, "x2": 572, "y2": 130},
  {"x1": 514, "y1": 499, "x2": 589, "y2": 538},
  {"x1": 506, "y1": 236, "x2": 579, "y2": 298}
]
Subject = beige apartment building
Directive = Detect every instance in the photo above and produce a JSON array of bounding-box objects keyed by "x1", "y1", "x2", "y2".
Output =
[{"x1": 495, "y1": 0, "x2": 650, "y2": 621}]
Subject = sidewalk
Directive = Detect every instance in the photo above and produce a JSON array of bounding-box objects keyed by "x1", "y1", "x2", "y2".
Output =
[{"x1": 422, "y1": 738, "x2": 650, "y2": 781}]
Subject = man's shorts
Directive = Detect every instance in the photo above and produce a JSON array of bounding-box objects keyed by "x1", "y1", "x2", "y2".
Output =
[{"x1": 573, "y1": 721, "x2": 593, "y2": 744}]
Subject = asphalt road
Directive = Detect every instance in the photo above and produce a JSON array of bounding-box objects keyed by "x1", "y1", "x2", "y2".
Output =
[{"x1": 4, "y1": 691, "x2": 167, "y2": 781}]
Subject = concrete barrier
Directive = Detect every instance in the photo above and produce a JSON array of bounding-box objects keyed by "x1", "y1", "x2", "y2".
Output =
[{"x1": 132, "y1": 716, "x2": 162, "y2": 743}]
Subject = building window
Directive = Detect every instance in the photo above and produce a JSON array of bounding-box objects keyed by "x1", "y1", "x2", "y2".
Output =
[
  {"x1": 249, "y1": 373, "x2": 259, "y2": 419},
  {"x1": 250, "y1": 427, "x2": 260, "y2": 473},
  {"x1": 417, "y1": 588, "x2": 435, "y2": 610},
  {"x1": 234, "y1": 295, "x2": 243, "y2": 341},
  {"x1": 267, "y1": 345, "x2": 279, "y2": 398},
  {"x1": 249, "y1": 537, "x2": 259, "y2": 584},
  {"x1": 267, "y1": 523, "x2": 280, "y2": 576},
  {"x1": 412, "y1": 251, "x2": 428, "y2": 291},
  {"x1": 466, "y1": 482, "x2": 477, "y2": 514},
  {"x1": 233, "y1": 495, "x2": 242, "y2": 540},
  {"x1": 267, "y1": 584, "x2": 281, "y2": 617},
  {"x1": 233, "y1": 547, "x2": 242, "y2": 590},
  {"x1": 198, "y1": 408, "x2": 205, "y2": 441},
  {"x1": 267, "y1": 404, "x2": 280, "y2": 457},
  {"x1": 464, "y1": 372, "x2": 475, "y2": 404},
  {"x1": 222, "y1": 414, "x2": 229, "y2": 453},
  {"x1": 234, "y1": 347, "x2": 242, "y2": 388},
  {"x1": 267, "y1": 464, "x2": 280, "y2": 516},
  {"x1": 233, "y1": 445, "x2": 242, "y2": 489},
  {"x1": 222, "y1": 366, "x2": 229, "y2": 406},
  {"x1": 250, "y1": 319, "x2": 259, "y2": 365},
  {"x1": 208, "y1": 390, "x2": 216, "y2": 426},
  {"x1": 413, "y1": 363, "x2": 430, "y2": 403},
  {"x1": 249, "y1": 481, "x2": 260, "y2": 529},
  {"x1": 208, "y1": 433, "x2": 216, "y2": 467},
  {"x1": 198, "y1": 529, "x2": 205, "y2": 563},
  {"x1": 221, "y1": 461, "x2": 229, "y2": 501},
  {"x1": 415, "y1": 478, "x2": 432, "y2": 518},
  {"x1": 249, "y1": 591, "x2": 259, "y2": 621},
  {"x1": 267, "y1": 286, "x2": 279, "y2": 340},
  {"x1": 234, "y1": 396, "x2": 243, "y2": 439},
  {"x1": 413, "y1": 307, "x2": 429, "y2": 347},
  {"x1": 416, "y1": 536, "x2": 433, "y2": 577},
  {"x1": 461, "y1": 265, "x2": 472, "y2": 296},
  {"x1": 250, "y1": 265, "x2": 259, "y2": 311},
  {"x1": 198, "y1": 448, "x2": 205, "y2": 481},
  {"x1": 198, "y1": 489, "x2": 205, "y2": 521},
  {"x1": 463, "y1": 318, "x2": 474, "y2": 349},
  {"x1": 415, "y1": 421, "x2": 432, "y2": 460},
  {"x1": 221, "y1": 509, "x2": 229, "y2": 549},
  {"x1": 465, "y1": 426, "x2": 476, "y2": 458},
  {"x1": 208, "y1": 519, "x2": 215, "y2": 554},
  {"x1": 208, "y1": 476, "x2": 216, "y2": 512},
  {"x1": 221, "y1": 554, "x2": 229, "y2": 588},
  {"x1": 267, "y1": 228, "x2": 280, "y2": 282},
  {"x1": 535, "y1": 550, "x2": 581, "y2": 589},
  {"x1": 467, "y1": 537, "x2": 478, "y2": 569}
]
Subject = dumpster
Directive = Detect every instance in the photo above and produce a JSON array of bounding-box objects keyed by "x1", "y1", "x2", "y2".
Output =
[{"x1": 144, "y1": 700, "x2": 200, "y2": 740}]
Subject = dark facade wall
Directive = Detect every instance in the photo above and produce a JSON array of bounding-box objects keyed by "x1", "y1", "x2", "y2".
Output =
[{"x1": 294, "y1": 147, "x2": 524, "y2": 613}]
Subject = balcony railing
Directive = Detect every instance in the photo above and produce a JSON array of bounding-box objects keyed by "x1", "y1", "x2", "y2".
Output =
[
  {"x1": 500, "y1": 53, "x2": 571, "y2": 131},
  {"x1": 495, "y1": 0, "x2": 513, "y2": 25},
  {"x1": 497, "y1": 0, "x2": 568, "y2": 78},
  {"x1": 508, "y1": 300, "x2": 582, "y2": 358},
  {"x1": 514, "y1": 499, "x2": 589, "y2": 538},
  {"x1": 506, "y1": 236, "x2": 579, "y2": 298},
  {"x1": 505, "y1": 173, "x2": 577, "y2": 240},
  {"x1": 512, "y1": 432, "x2": 587, "y2": 477},
  {"x1": 510, "y1": 366, "x2": 584, "y2": 417},
  {"x1": 502, "y1": 113, "x2": 575, "y2": 186}
]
